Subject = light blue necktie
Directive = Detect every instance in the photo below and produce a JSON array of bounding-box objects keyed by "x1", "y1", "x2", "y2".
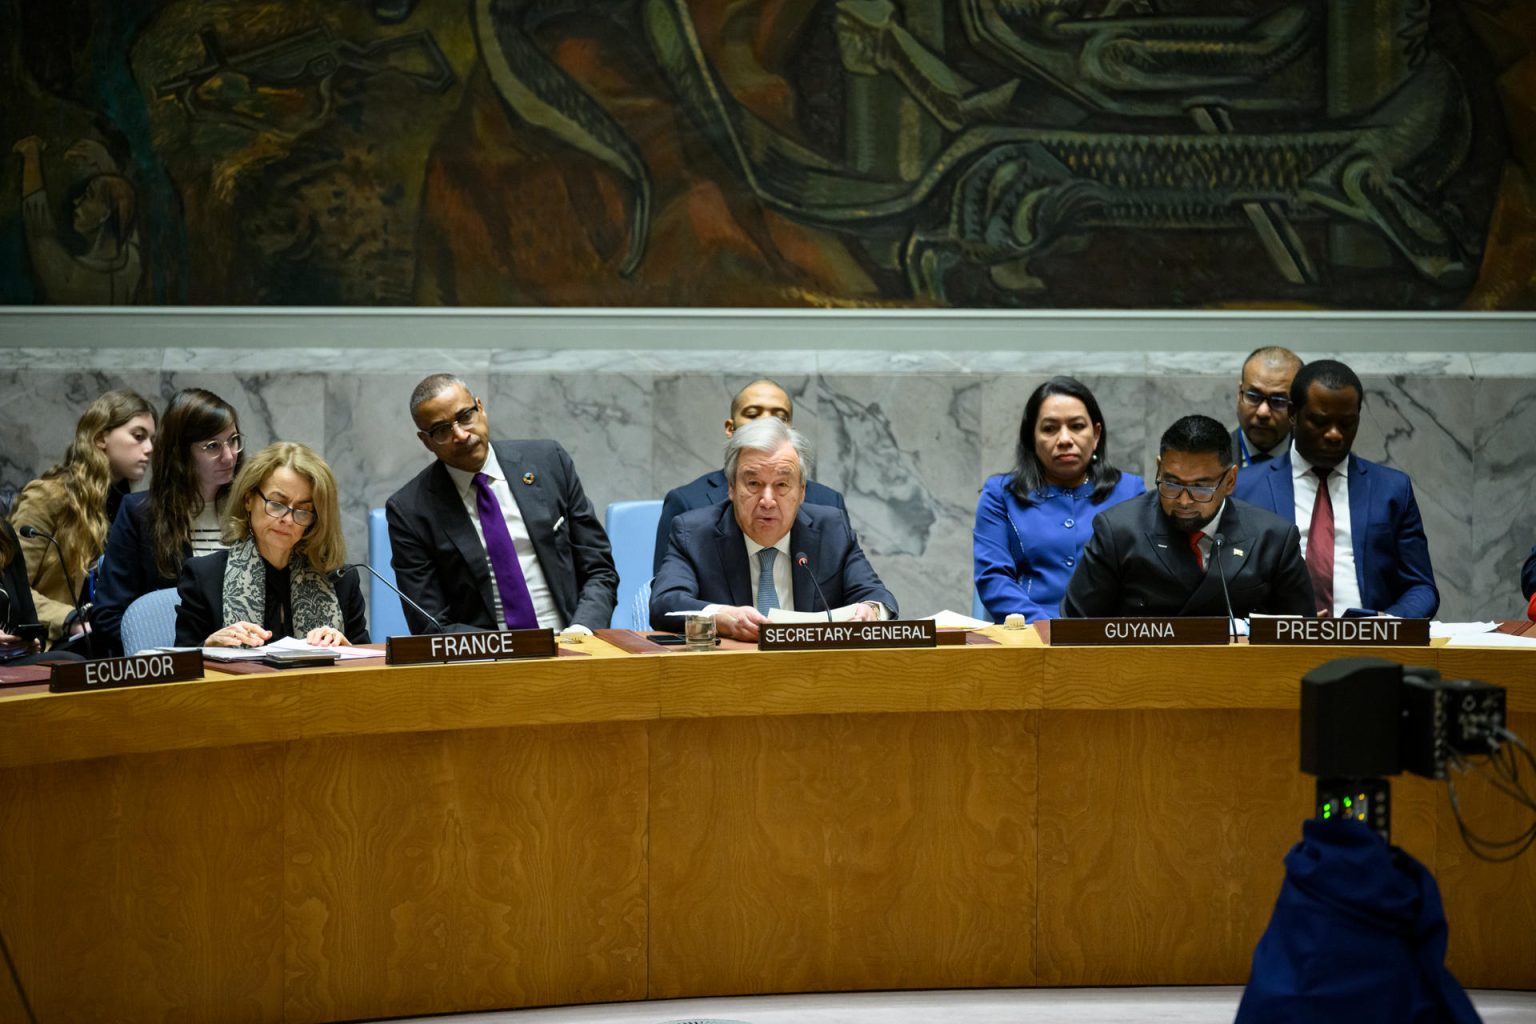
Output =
[{"x1": 756, "y1": 548, "x2": 780, "y2": 613}]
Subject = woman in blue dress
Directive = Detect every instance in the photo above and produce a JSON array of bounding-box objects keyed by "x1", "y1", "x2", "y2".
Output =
[{"x1": 974, "y1": 377, "x2": 1145, "y2": 623}]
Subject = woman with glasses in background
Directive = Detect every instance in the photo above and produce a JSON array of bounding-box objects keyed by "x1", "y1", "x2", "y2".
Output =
[
  {"x1": 973, "y1": 376, "x2": 1145, "y2": 623},
  {"x1": 175, "y1": 441, "x2": 366, "y2": 648},
  {"x1": 8, "y1": 389, "x2": 156, "y2": 648},
  {"x1": 95, "y1": 388, "x2": 244, "y2": 652}
]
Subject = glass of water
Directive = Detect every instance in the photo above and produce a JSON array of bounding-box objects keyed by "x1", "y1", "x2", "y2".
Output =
[{"x1": 685, "y1": 612, "x2": 716, "y2": 651}]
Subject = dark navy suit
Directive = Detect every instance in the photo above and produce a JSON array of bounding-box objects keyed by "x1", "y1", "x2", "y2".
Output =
[
  {"x1": 1521, "y1": 545, "x2": 1535, "y2": 602},
  {"x1": 649, "y1": 501, "x2": 895, "y2": 629},
  {"x1": 1060, "y1": 492, "x2": 1313, "y2": 618},
  {"x1": 1234, "y1": 453, "x2": 1438, "y2": 618},
  {"x1": 95, "y1": 491, "x2": 184, "y2": 655},
  {"x1": 653, "y1": 469, "x2": 845, "y2": 574}
]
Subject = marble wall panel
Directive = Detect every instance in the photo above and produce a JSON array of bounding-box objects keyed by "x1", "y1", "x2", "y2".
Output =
[
  {"x1": 815, "y1": 374, "x2": 981, "y2": 615},
  {"x1": 1471, "y1": 379, "x2": 1536, "y2": 619},
  {"x1": 0, "y1": 350, "x2": 1529, "y2": 624}
]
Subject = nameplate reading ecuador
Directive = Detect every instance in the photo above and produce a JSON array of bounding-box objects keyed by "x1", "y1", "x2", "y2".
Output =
[
  {"x1": 758, "y1": 619, "x2": 942, "y2": 651},
  {"x1": 1049, "y1": 617, "x2": 1229, "y2": 646},
  {"x1": 1248, "y1": 617, "x2": 1430, "y2": 646},
  {"x1": 49, "y1": 650, "x2": 204, "y2": 694},
  {"x1": 386, "y1": 629, "x2": 557, "y2": 665}
]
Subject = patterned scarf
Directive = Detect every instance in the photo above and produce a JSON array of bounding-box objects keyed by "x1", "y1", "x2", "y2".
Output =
[{"x1": 221, "y1": 537, "x2": 342, "y2": 638}]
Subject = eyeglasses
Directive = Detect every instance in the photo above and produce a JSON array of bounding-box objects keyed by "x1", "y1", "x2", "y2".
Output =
[
  {"x1": 1157, "y1": 477, "x2": 1223, "y2": 501},
  {"x1": 255, "y1": 489, "x2": 316, "y2": 527},
  {"x1": 422, "y1": 402, "x2": 480, "y2": 445},
  {"x1": 196, "y1": 433, "x2": 243, "y2": 456},
  {"x1": 1239, "y1": 388, "x2": 1290, "y2": 411}
]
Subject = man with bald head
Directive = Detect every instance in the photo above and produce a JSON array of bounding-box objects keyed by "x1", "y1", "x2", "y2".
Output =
[
  {"x1": 650, "y1": 418, "x2": 895, "y2": 641},
  {"x1": 1233, "y1": 346, "x2": 1304, "y2": 468},
  {"x1": 653, "y1": 378, "x2": 846, "y2": 573},
  {"x1": 386, "y1": 373, "x2": 617, "y2": 634}
]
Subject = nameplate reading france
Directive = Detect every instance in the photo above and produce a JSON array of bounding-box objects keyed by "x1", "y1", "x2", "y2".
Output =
[
  {"x1": 1049, "y1": 617, "x2": 1229, "y2": 646},
  {"x1": 758, "y1": 619, "x2": 941, "y2": 652},
  {"x1": 49, "y1": 650, "x2": 204, "y2": 694},
  {"x1": 1248, "y1": 617, "x2": 1430, "y2": 646},
  {"x1": 386, "y1": 629, "x2": 557, "y2": 665}
]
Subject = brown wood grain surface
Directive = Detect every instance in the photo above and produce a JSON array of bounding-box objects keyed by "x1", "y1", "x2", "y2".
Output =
[{"x1": 0, "y1": 634, "x2": 1530, "y2": 1020}]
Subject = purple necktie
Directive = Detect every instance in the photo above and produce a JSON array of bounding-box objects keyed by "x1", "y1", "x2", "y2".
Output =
[{"x1": 472, "y1": 472, "x2": 538, "y2": 629}]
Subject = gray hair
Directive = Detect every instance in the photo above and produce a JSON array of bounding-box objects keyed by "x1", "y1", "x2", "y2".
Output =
[
  {"x1": 724, "y1": 417, "x2": 812, "y2": 485},
  {"x1": 408, "y1": 373, "x2": 470, "y2": 421}
]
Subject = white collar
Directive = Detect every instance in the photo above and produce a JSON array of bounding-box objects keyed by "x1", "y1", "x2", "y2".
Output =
[{"x1": 444, "y1": 444, "x2": 503, "y2": 497}]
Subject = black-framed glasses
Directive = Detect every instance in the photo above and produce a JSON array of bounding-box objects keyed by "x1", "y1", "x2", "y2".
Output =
[
  {"x1": 422, "y1": 401, "x2": 480, "y2": 445},
  {"x1": 1157, "y1": 477, "x2": 1222, "y2": 501},
  {"x1": 255, "y1": 489, "x2": 317, "y2": 527},
  {"x1": 1239, "y1": 388, "x2": 1289, "y2": 411},
  {"x1": 196, "y1": 433, "x2": 243, "y2": 456}
]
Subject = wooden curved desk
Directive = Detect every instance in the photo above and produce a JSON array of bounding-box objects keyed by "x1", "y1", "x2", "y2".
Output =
[{"x1": 1, "y1": 632, "x2": 1531, "y2": 1022}]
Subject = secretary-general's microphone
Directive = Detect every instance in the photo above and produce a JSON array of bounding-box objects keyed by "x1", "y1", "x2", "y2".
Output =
[
  {"x1": 794, "y1": 551, "x2": 833, "y2": 622},
  {"x1": 1211, "y1": 532, "x2": 1237, "y2": 642},
  {"x1": 18, "y1": 524, "x2": 93, "y2": 657},
  {"x1": 334, "y1": 563, "x2": 445, "y2": 635}
]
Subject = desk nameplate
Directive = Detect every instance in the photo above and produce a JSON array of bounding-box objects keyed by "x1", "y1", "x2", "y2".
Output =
[
  {"x1": 386, "y1": 629, "x2": 557, "y2": 665},
  {"x1": 1249, "y1": 617, "x2": 1430, "y2": 646},
  {"x1": 50, "y1": 650, "x2": 204, "y2": 694},
  {"x1": 1049, "y1": 617, "x2": 1230, "y2": 646},
  {"x1": 758, "y1": 619, "x2": 951, "y2": 652}
]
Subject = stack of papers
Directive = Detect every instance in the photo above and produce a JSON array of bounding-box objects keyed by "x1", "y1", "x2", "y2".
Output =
[{"x1": 149, "y1": 637, "x2": 386, "y2": 661}]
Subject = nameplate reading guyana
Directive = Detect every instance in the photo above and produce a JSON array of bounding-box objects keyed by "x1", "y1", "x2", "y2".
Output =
[
  {"x1": 1049, "y1": 617, "x2": 1230, "y2": 646},
  {"x1": 49, "y1": 650, "x2": 204, "y2": 694},
  {"x1": 1248, "y1": 617, "x2": 1430, "y2": 646},
  {"x1": 386, "y1": 629, "x2": 557, "y2": 665},
  {"x1": 758, "y1": 619, "x2": 960, "y2": 651}
]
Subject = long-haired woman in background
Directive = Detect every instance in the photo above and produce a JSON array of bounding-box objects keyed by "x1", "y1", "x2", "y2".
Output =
[
  {"x1": 95, "y1": 388, "x2": 243, "y2": 652},
  {"x1": 9, "y1": 388, "x2": 156, "y2": 647}
]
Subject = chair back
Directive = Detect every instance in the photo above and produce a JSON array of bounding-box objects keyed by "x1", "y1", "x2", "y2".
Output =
[
  {"x1": 604, "y1": 500, "x2": 662, "y2": 630},
  {"x1": 367, "y1": 508, "x2": 410, "y2": 643},
  {"x1": 972, "y1": 586, "x2": 990, "y2": 623},
  {"x1": 120, "y1": 588, "x2": 182, "y2": 654}
]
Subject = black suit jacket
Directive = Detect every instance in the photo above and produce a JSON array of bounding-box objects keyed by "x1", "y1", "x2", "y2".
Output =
[
  {"x1": 1061, "y1": 492, "x2": 1314, "y2": 618},
  {"x1": 653, "y1": 469, "x2": 847, "y2": 574},
  {"x1": 385, "y1": 440, "x2": 617, "y2": 633},
  {"x1": 174, "y1": 549, "x2": 368, "y2": 647},
  {"x1": 1523, "y1": 545, "x2": 1536, "y2": 601},
  {"x1": 649, "y1": 501, "x2": 896, "y2": 629},
  {"x1": 95, "y1": 491, "x2": 185, "y2": 655}
]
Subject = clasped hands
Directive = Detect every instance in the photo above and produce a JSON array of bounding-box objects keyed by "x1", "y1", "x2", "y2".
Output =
[
  {"x1": 203, "y1": 622, "x2": 351, "y2": 648},
  {"x1": 711, "y1": 601, "x2": 878, "y2": 642}
]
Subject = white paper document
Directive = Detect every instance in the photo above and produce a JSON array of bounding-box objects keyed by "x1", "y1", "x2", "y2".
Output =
[
  {"x1": 767, "y1": 605, "x2": 863, "y2": 623},
  {"x1": 926, "y1": 609, "x2": 991, "y2": 629},
  {"x1": 1443, "y1": 631, "x2": 1536, "y2": 649},
  {"x1": 1430, "y1": 621, "x2": 1500, "y2": 640},
  {"x1": 196, "y1": 636, "x2": 386, "y2": 661}
]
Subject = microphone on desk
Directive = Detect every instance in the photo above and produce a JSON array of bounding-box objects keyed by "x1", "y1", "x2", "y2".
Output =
[
  {"x1": 1211, "y1": 532, "x2": 1237, "y2": 643},
  {"x1": 794, "y1": 551, "x2": 833, "y2": 622},
  {"x1": 18, "y1": 524, "x2": 94, "y2": 657},
  {"x1": 334, "y1": 563, "x2": 445, "y2": 635}
]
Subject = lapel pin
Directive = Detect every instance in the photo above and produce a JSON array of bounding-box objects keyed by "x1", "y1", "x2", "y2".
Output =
[
  {"x1": 1233, "y1": 547, "x2": 1246, "y2": 557},
  {"x1": 521, "y1": 472, "x2": 536, "y2": 485}
]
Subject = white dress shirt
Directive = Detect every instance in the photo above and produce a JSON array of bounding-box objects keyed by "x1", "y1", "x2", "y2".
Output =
[
  {"x1": 1291, "y1": 445, "x2": 1361, "y2": 616},
  {"x1": 444, "y1": 447, "x2": 562, "y2": 630}
]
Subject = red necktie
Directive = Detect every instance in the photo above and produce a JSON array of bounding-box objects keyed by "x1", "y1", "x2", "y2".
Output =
[
  {"x1": 1189, "y1": 530, "x2": 1206, "y2": 571},
  {"x1": 1306, "y1": 468, "x2": 1334, "y2": 617}
]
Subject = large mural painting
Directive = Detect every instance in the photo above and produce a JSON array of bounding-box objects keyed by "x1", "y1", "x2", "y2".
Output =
[{"x1": 2, "y1": 0, "x2": 1532, "y2": 308}]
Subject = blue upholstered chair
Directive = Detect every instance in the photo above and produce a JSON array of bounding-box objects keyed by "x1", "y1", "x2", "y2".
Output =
[
  {"x1": 367, "y1": 508, "x2": 410, "y2": 643},
  {"x1": 120, "y1": 587, "x2": 181, "y2": 654},
  {"x1": 603, "y1": 500, "x2": 662, "y2": 630},
  {"x1": 972, "y1": 586, "x2": 990, "y2": 622}
]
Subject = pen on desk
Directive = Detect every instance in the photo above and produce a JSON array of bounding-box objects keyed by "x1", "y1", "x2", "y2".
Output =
[{"x1": 553, "y1": 515, "x2": 566, "y2": 532}]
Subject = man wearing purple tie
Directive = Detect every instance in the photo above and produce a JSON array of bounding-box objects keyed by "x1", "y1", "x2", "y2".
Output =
[{"x1": 385, "y1": 374, "x2": 617, "y2": 634}]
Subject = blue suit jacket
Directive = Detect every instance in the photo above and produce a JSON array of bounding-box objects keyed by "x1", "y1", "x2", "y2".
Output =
[
  {"x1": 653, "y1": 469, "x2": 846, "y2": 574},
  {"x1": 1233, "y1": 453, "x2": 1439, "y2": 618},
  {"x1": 649, "y1": 501, "x2": 896, "y2": 629}
]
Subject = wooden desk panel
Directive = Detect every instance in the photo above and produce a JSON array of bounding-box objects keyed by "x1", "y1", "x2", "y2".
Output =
[
  {"x1": 0, "y1": 635, "x2": 1530, "y2": 1021},
  {"x1": 648, "y1": 711, "x2": 1038, "y2": 997}
]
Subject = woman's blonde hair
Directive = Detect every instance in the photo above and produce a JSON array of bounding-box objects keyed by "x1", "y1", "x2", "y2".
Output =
[
  {"x1": 29, "y1": 389, "x2": 157, "y2": 578},
  {"x1": 222, "y1": 442, "x2": 347, "y2": 573}
]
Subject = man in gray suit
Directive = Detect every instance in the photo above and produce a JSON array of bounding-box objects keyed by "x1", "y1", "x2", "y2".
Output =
[
  {"x1": 1233, "y1": 346, "x2": 1303, "y2": 468},
  {"x1": 386, "y1": 374, "x2": 617, "y2": 634}
]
